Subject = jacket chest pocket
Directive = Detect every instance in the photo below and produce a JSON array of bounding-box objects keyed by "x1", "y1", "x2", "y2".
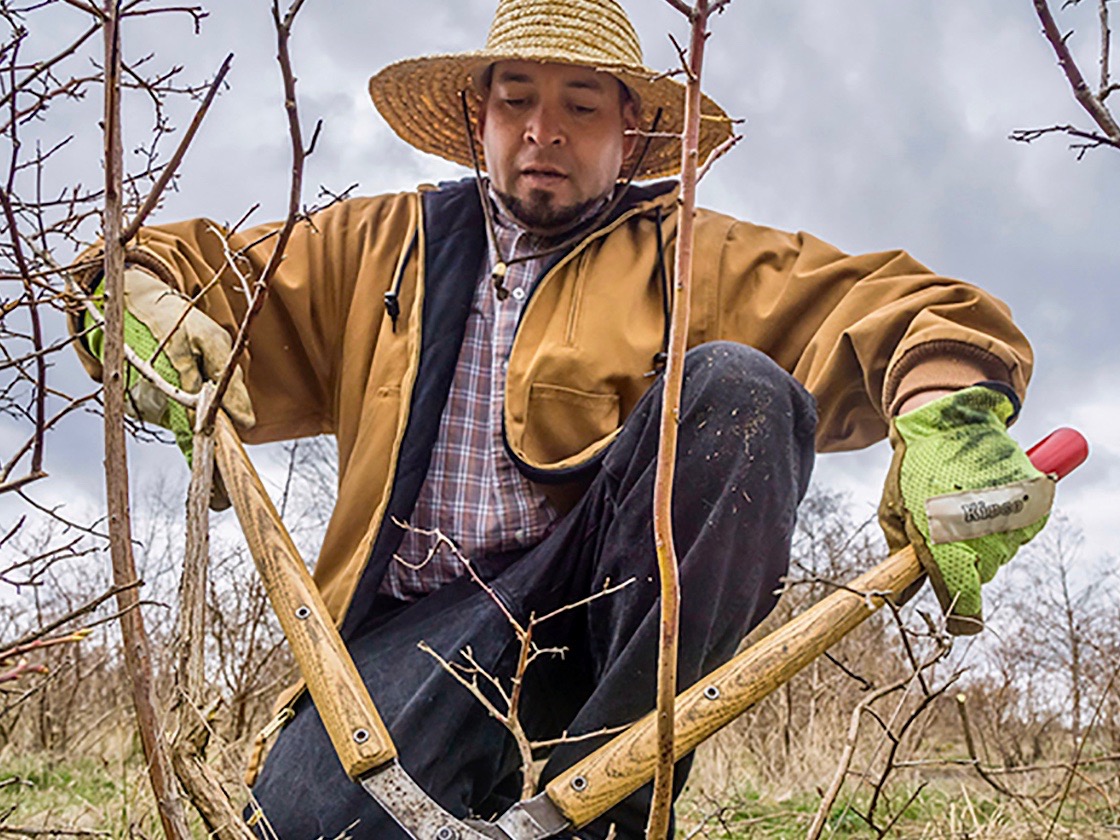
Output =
[{"x1": 522, "y1": 382, "x2": 620, "y2": 467}]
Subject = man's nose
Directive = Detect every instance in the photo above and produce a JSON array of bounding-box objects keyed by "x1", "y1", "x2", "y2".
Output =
[{"x1": 524, "y1": 104, "x2": 565, "y2": 146}]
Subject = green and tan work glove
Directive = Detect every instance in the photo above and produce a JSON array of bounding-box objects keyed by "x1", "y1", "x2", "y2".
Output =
[
  {"x1": 879, "y1": 385, "x2": 1053, "y2": 635},
  {"x1": 84, "y1": 267, "x2": 256, "y2": 462}
]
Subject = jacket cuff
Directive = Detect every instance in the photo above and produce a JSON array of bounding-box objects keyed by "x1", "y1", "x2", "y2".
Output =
[{"x1": 885, "y1": 340, "x2": 1021, "y2": 418}]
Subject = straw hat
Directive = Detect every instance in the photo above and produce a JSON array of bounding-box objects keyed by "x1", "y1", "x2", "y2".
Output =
[{"x1": 368, "y1": 0, "x2": 732, "y2": 180}]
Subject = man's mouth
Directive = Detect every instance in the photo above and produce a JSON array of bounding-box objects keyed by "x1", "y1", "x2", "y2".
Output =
[{"x1": 519, "y1": 166, "x2": 568, "y2": 183}]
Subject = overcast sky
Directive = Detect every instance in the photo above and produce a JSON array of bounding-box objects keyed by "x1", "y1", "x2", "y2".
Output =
[{"x1": 3, "y1": 1, "x2": 1117, "y2": 609}]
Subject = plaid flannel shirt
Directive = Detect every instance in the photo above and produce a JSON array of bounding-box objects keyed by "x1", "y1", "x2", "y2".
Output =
[{"x1": 382, "y1": 194, "x2": 595, "y2": 600}]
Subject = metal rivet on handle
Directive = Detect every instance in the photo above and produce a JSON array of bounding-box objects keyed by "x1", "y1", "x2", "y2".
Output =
[
  {"x1": 295, "y1": 605, "x2": 311, "y2": 620},
  {"x1": 703, "y1": 685, "x2": 720, "y2": 701},
  {"x1": 570, "y1": 775, "x2": 588, "y2": 792},
  {"x1": 353, "y1": 728, "x2": 370, "y2": 744},
  {"x1": 435, "y1": 827, "x2": 459, "y2": 840}
]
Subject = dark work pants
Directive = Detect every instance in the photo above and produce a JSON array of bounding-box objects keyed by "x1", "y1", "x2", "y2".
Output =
[{"x1": 251, "y1": 342, "x2": 817, "y2": 840}]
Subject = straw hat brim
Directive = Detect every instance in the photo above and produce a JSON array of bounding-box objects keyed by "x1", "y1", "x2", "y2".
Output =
[{"x1": 368, "y1": 51, "x2": 732, "y2": 181}]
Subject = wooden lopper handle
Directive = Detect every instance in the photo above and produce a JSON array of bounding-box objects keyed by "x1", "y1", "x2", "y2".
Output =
[
  {"x1": 546, "y1": 427, "x2": 1089, "y2": 828},
  {"x1": 547, "y1": 547, "x2": 922, "y2": 826},
  {"x1": 213, "y1": 411, "x2": 396, "y2": 778}
]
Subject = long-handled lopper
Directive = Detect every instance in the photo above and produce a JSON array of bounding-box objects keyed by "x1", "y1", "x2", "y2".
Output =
[{"x1": 213, "y1": 411, "x2": 1087, "y2": 840}]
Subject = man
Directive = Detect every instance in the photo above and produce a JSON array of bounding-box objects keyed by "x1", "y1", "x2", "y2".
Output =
[{"x1": 73, "y1": 0, "x2": 1051, "y2": 837}]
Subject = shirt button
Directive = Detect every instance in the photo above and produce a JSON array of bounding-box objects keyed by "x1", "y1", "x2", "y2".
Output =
[
  {"x1": 501, "y1": 359, "x2": 509, "y2": 372},
  {"x1": 514, "y1": 528, "x2": 526, "y2": 542},
  {"x1": 511, "y1": 286, "x2": 526, "y2": 301}
]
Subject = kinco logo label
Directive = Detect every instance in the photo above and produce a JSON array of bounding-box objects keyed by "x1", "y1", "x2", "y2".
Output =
[{"x1": 961, "y1": 498, "x2": 1025, "y2": 523}]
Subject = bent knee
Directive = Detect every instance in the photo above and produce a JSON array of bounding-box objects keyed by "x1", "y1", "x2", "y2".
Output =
[{"x1": 683, "y1": 343, "x2": 816, "y2": 426}]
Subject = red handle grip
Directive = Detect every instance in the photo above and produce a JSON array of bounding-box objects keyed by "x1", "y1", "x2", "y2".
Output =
[{"x1": 1027, "y1": 427, "x2": 1089, "y2": 480}]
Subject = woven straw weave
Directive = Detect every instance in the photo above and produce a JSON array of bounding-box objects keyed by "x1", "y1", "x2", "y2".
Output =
[{"x1": 368, "y1": 0, "x2": 732, "y2": 180}]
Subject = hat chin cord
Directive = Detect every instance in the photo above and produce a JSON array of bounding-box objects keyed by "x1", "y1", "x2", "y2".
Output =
[{"x1": 458, "y1": 89, "x2": 663, "y2": 300}]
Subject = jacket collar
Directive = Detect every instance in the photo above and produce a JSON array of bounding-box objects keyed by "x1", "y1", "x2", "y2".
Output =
[{"x1": 428, "y1": 176, "x2": 678, "y2": 233}]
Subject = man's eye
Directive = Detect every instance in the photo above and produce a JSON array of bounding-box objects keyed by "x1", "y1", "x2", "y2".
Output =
[
  {"x1": 503, "y1": 97, "x2": 528, "y2": 108},
  {"x1": 571, "y1": 104, "x2": 597, "y2": 115}
]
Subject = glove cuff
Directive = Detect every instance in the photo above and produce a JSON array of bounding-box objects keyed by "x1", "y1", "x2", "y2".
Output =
[{"x1": 974, "y1": 380, "x2": 1021, "y2": 425}]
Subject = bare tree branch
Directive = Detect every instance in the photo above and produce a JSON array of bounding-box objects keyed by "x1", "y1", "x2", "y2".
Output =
[
  {"x1": 0, "y1": 22, "x2": 101, "y2": 117},
  {"x1": 203, "y1": 0, "x2": 317, "y2": 428},
  {"x1": 121, "y1": 4, "x2": 208, "y2": 34},
  {"x1": 1045, "y1": 662, "x2": 1120, "y2": 838},
  {"x1": 403, "y1": 521, "x2": 635, "y2": 799},
  {"x1": 98, "y1": 3, "x2": 192, "y2": 837},
  {"x1": 1099, "y1": 0, "x2": 1112, "y2": 94},
  {"x1": 0, "y1": 827, "x2": 110, "y2": 838},
  {"x1": 695, "y1": 133, "x2": 741, "y2": 183},
  {"x1": 121, "y1": 51, "x2": 232, "y2": 243},
  {"x1": 1, "y1": 189, "x2": 46, "y2": 482},
  {"x1": 1019, "y1": 0, "x2": 1120, "y2": 154},
  {"x1": 1009, "y1": 122, "x2": 1120, "y2": 156}
]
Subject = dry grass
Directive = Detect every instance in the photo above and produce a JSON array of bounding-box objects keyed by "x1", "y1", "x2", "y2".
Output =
[{"x1": 5, "y1": 489, "x2": 1117, "y2": 839}]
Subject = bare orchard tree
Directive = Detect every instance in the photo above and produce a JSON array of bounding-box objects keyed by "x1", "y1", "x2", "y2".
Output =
[
  {"x1": 0, "y1": 3, "x2": 214, "y2": 836},
  {"x1": 0, "y1": 0, "x2": 217, "y2": 500},
  {"x1": 0, "y1": 0, "x2": 326, "y2": 836},
  {"x1": 1012, "y1": 0, "x2": 1120, "y2": 156}
]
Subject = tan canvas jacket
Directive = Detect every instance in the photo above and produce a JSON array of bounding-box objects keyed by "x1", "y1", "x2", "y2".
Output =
[{"x1": 72, "y1": 178, "x2": 1032, "y2": 640}]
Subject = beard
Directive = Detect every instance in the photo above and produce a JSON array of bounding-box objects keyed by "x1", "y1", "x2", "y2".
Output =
[{"x1": 494, "y1": 187, "x2": 602, "y2": 235}]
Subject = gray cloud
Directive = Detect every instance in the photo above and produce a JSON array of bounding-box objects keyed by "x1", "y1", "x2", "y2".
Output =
[{"x1": 1, "y1": 0, "x2": 1115, "y2": 569}]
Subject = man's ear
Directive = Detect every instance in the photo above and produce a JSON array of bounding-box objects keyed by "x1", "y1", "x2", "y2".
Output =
[
  {"x1": 621, "y1": 101, "x2": 639, "y2": 159},
  {"x1": 475, "y1": 98, "x2": 488, "y2": 145}
]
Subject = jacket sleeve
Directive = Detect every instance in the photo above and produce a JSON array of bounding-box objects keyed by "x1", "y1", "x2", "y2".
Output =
[
  {"x1": 695, "y1": 214, "x2": 1033, "y2": 452},
  {"x1": 70, "y1": 192, "x2": 418, "y2": 444}
]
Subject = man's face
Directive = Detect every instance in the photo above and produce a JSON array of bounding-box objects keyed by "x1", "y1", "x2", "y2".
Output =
[{"x1": 477, "y1": 60, "x2": 638, "y2": 232}]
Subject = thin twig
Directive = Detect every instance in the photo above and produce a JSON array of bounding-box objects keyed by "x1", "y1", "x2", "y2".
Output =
[
  {"x1": 891, "y1": 753, "x2": 1120, "y2": 774},
  {"x1": 822, "y1": 650, "x2": 875, "y2": 691},
  {"x1": 874, "y1": 783, "x2": 926, "y2": 838},
  {"x1": 0, "y1": 22, "x2": 101, "y2": 115},
  {"x1": 864, "y1": 677, "x2": 955, "y2": 824},
  {"x1": 0, "y1": 828, "x2": 111, "y2": 838},
  {"x1": 529, "y1": 722, "x2": 633, "y2": 750},
  {"x1": 4, "y1": 586, "x2": 137, "y2": 649},
  {"x1": 883, "y1": 600, "x2": 930, "y2": 695},
  {"x1": 695, "y1": 133, "x2": 741, "y2": 183},
  {"x1": 0, "y1": 470, "x2": 48, "y2": 495},
  {"x1": 418, "y1": 641, "x2": 507, "y2": 724},
  {"x1": 1009, "y1": 122, "x2": 1120, "y2": 154},
  {"x1": 402, "y1": 521, "x2": 635, "y2": 798},
  {"x1": 806, "y1": 675, "x2": 912, "y2": 840},
  {"x1": 204, "y1": 0, "x2": 317, "y2": 428},
  {"x1": 121, "y1": 53, "x2": 233, "y2": 243},
  {"x1": 533, "y1": 577, "x2": 636, "y2": 624},
  {"x1": 956, "y1": 693, "x2": 1018, "y2": 798},
  {"x1": 0, "y1": 391, "x2": 99, "y2": 488},
  {"x1": 666, "y1": 32, "x2": 695, "y2": 83},
  {"x1": 1044, "y1": 662, "x2": 1120, "y2": 838},
  {"x1": 0, "y1": 660, "x2": 48, "y2": 685},
  {"x1": 1031, "y1": 0, "x2": 1120, "y2": 144},
  {"x1": 1099, "y1": 0, "x2": 1112, "y2": 95},
  {"x1": 0, "y1": 185, "x2": 47, "y2": 476},
  {"x1": 59, "y1": 0, "x2": 106, "y2": 18},
  {"x1": 121, "y1": 4, "x2": 208, "y2": 34}
]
